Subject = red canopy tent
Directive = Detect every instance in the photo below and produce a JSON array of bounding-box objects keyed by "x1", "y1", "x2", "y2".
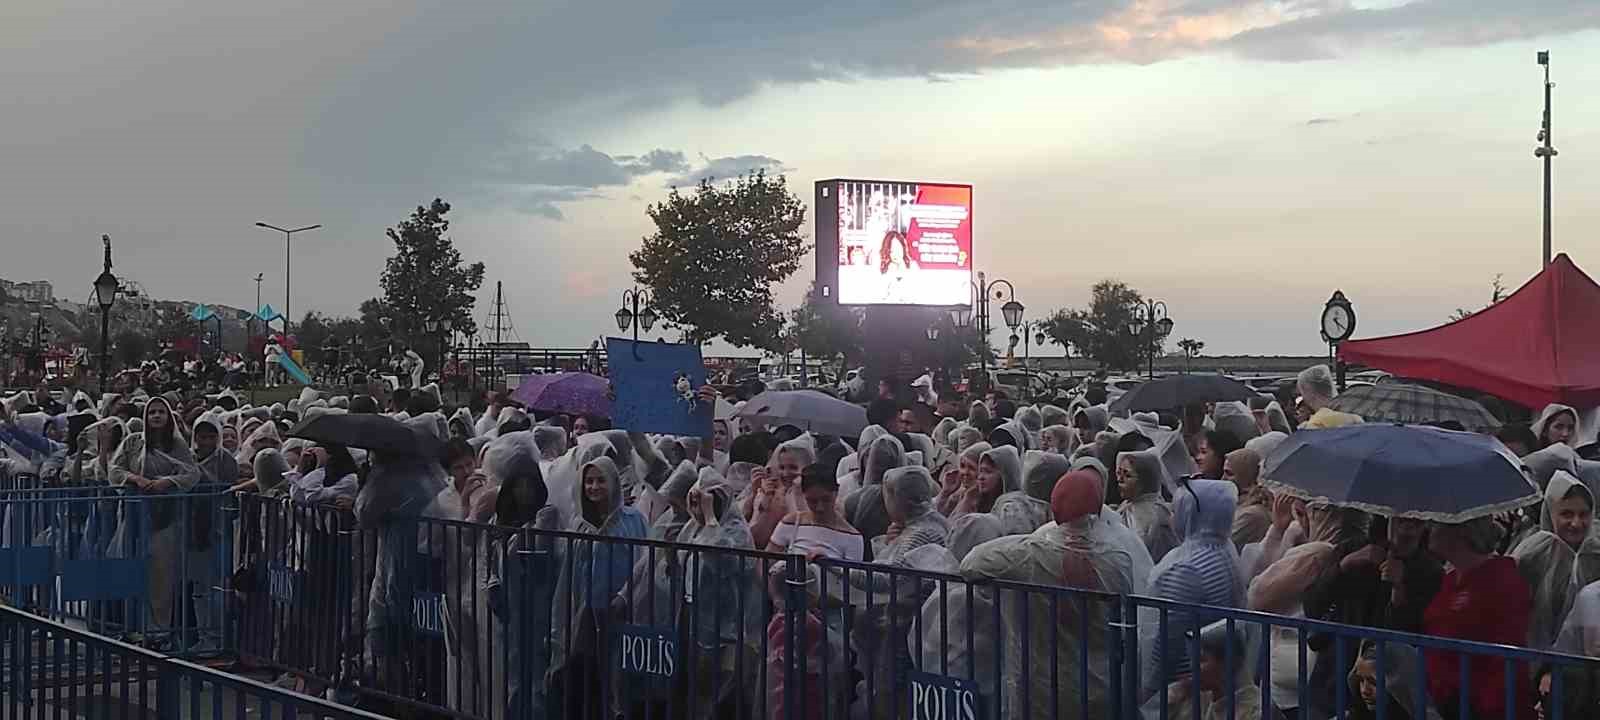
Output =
[{"x1": 1339, "y1": 254, "x2": 1600, "y2": 411}]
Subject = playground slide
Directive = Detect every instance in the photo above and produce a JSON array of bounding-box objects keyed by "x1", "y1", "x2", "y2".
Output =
[{"x1": 275, "y1": 353, "x2": 313, "y2": 385}]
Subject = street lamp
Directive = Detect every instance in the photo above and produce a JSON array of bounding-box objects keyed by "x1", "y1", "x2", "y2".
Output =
[
  {"x1": 955, "y1": 272, "x2": 1023, "y2": 397},
  {"x1": 93, "y1": 235, "x2": 119, "y2": 395},
  {"x1": 1128, "y1": 300, "x2": 1172, "y2": 379},
  {"x1": 254, "y1": 222, "x2": 321, "y2": 334},
  {"x1": 617, "y1": 287, "x2": 656, "y2": 360}
]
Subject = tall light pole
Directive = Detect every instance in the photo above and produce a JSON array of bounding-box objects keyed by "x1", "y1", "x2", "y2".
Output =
[
  {"x1": 93, "y1": 235, "x2": 119, "y2": 395},
  {"x1": 949, "y1": 271, "x2": 1022, "y2": 397},
  {"x1": 1535, "y1": 51, "x2": 1557, "y2": 267},
  {"x1": 252, "y1": 273, "x2": 264, "y2": 340},
  {"x1": 1127, "y1": 300, "x2": 1173, "y2": 379},
  {"x1": 615, "y1": 288, "x2": 657, "y2": 361},
  {"x1": 254, "y1": 222, "x2": 321, "y2": 334}
]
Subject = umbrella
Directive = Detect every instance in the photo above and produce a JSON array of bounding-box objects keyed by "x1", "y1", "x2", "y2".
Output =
[
  {"x1": 510, "y1": 372, "x2": 612, "y2": 418},
  {"x1": 1327, "y1": 383, "x2": 1501, "y2": 432},
  {"x1": 1107, "y1": 373, "x2": 1258, "y2": 415},
  {"x1": 1261, "y1": 423, "x2": 1539, "y2": 523},
  {"x1": 287, "y1": 412, "x2": 444, "y2": 458},
  {"x1": 735, "y1": 390, "x2": 868, "y2": 438}
]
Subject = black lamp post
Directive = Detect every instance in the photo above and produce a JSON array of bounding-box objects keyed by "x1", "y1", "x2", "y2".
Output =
[
  {"x1": 93, "y1": 235, "x2": 120, "y2": 395},
  {"x1": 1127, "y1": 300, "x2": 1173, "y2": 379},
  {"x1": 949, "y1": 271, "x2": 1023, "y2": 396},
  {"x1": 616, "y1": 288, "x2": 657, "y2": 361}
]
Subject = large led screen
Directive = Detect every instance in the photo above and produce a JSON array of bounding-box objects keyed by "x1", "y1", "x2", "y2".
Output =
[{"x1": 820, "y1": 180, "x2": 973, "y2": 306}]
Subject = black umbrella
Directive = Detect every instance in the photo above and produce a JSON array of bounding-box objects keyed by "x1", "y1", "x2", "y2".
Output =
[
  {"x1": 1108, "y1": 373, "x2": 1259, "y2": 414},
  {"x1": 287, "y1": 412, "x2": 444, "y2": 458}
]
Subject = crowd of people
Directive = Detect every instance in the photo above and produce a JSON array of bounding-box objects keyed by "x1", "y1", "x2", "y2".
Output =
[{"x1": 3, "y1": 363, "x2": 1599, "y2": 720}]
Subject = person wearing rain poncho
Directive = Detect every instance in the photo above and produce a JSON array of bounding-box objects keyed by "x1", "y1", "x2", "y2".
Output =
[
  {"x1": 836, "y1": 425, "x2": 890, "y2": 499},
  {"x1": 1513, "y1": 469, "x2": 1600, "y2": 649},
  {"x1": 354, "y1": 414, "x2": 450, "y2": 692},
  {"x1": 951, "y1": 444, "x2": 1020, "y2": 521},
  {"x1": 935, "y1": 441, "x2": 990, "y2": 518},
  {"x1": 107, "y1": 396, "x2": 201, "y2": 636},
  {"x1": 1117, "y1": 449, "x2": 1180, "y2": 563},
  {"x1": 841, "y1": 433, "x2": 908, "y2": 543},
  {"x1": 1142, "y1": 479, "x2": 1245, "y2": 692},
  {"x1": 1222, "y1": 448, "x2": 1271, "y2": 550},
  {"x1": 1073, "y1": 405, "x2": 1109, "y2": 447},
  {"x1": 988, "y1": 449, "x2": 1071, "y2": 535},
  {"x1": 625, "y1": 468, "x2": 761, "y2": 717},
  {"x1": 1340, "y1": 641, "x2": 1441, "y2": 720},
  {"x1": 959, "y1": 468, "x2": 1133, "y2": 720},
  {"x1": 547, "y1": 455, "x2": 648, "y2": 720},
  {"x1": 646, "y1": 460, "x2": 699, "y2": 540},
  {"x1": 744, "y1": 436, "x2": 816, "y2": 549},
  {"x1": 1534, "y1": 403, "x2": 1583, "y2": 450},
  {"x1": 826, "y1": 465, "x2": 950, "y2": 720},
  {"x1": 1041, "y1": 425, "x2": 1076, "y2": 455},
  {"x1": 1142, "y1": 619, "x2": 1271, "y2": 720},
  {"x1": 473, "y1": 431, "x2": 560, "y2": 720}
]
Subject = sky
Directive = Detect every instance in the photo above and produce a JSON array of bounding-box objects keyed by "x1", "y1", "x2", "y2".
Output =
[{"x1": 4, "y1": 0, "x2": 1599, "y2": 357}]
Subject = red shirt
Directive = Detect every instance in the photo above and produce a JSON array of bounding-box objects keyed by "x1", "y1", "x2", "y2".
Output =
[{"x1": 1422, "y1": 556, "x2": 1533, "y2": 720}]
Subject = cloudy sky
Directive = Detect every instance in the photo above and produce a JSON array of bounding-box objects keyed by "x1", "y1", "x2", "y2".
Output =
[{"x1": 5, "y1": 1, "x2": 1599, "y2": 356}]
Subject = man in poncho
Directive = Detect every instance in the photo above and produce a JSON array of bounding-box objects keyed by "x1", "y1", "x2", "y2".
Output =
[
  {"x1": 990, "y1": 449, "x2": 1072, "y2": 535},
  {"x1": 960, "y1": 468, "x2": 1134, "y2": 720}
]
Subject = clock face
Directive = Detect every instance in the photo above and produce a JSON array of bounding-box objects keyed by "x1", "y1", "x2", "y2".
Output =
[{"x1": 1322, "y1": 304, "x2": 1353, "y2": 341}]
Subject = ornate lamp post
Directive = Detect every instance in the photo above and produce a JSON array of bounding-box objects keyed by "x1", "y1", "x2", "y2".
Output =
[
  {"x1": 93, "y1": 235, "x2": 119, "y2": 395},
  {"x1": 616, "y1": 288, "x2": 657, "y2": 361},
  {"x1": 1127, "y1": 300, "x2": 1173, "y2": 379}
]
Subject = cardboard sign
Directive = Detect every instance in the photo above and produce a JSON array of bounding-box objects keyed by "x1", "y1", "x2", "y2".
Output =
[{"x1": 605, "y1": 338, "x2": 712, "y2": 437}]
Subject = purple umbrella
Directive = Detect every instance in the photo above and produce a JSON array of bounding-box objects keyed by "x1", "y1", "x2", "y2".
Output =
[{"x1": 510, "y1": 372, "x2": 612, "y2": 418}]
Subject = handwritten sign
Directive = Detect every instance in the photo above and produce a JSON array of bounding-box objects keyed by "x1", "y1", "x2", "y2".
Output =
[{"x1": 907, "y1": 671, "x2": 984, "y2": 720}]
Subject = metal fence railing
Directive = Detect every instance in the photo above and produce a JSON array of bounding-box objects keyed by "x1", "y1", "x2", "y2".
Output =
[
  {"x1": 8, "y1": 487, "x2": 1600, "y2": 720},
  {"x1": 0, "y1": 602, "x2": 389, "y2": 719}
]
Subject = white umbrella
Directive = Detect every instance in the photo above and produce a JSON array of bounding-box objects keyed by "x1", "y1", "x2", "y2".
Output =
[{"x1": 735, "y1": 390, "x2": 868, "y2": 437}]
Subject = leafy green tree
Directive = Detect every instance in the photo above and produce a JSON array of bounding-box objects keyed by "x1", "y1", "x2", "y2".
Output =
[
  {"x1": 630, "y1": 171, "x2": 808, "y2": 349},
  {"x1": 379, "y1": 199, "x2": 485, "y2": 368},
  {"x1": 786, "y1": 283, "x2": 863, "y2": 371},
  {"x1": 1042, "y1": 280, "x2": 1171, "y2": 371}
]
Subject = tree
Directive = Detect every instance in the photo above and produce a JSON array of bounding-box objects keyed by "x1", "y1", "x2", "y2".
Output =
[
  {"x1": 630, "y1": 171, "x2": 808, "y2": 349},
  {"x1": 785, "y1": 284, "x2": 864, "y2": 371},
  {"x1": 1041, "y1": 280, "x2": 1168, "y2": 371},
  {"x1": 1449, "y1": 274, "x2": 1507, "y2": 321},
  {"x1": 379, "y1": 199, "x2": 486, "y2": 368},
  {"x1": 1177, "y1": 338, "x2": 1205, "y2": 358},
  {"x1": 113, "y1": 329, "x2": 150, "y2": 368}
]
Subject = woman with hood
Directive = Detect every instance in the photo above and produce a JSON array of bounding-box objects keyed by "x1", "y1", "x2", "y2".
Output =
[
  {"x1": 635, "y1": 468, "x2": 759, "y2": 717},
  {"x1": 1340, "y1": 642, "x2": 1441, "y2": 720},
  {"x1": 1073, "y1": 406, "x2": 1110, "y2": 447},
  {"x1": 1145, "y1": 620, "x2": 1272, "y2": 720},
  {"x1": 935, "y1": 441, "x2": 990, "y2": 517},
  {"x1": 989, "y1": 449, "x2": 1072, "y2": 535},
  {"x1": 949, "y1": 424, "x2": 984, "y2": 455},
  {"x1": 1222, "y1": 448, "x2": 1272, "y2": 550},
  {"x1": 959, "y1": 469, "x2": 1133, "y2": 720},
  {"x1": 234, "y1": 420, "x2": 281, "y2": 481},
  {"x1": 952, "y1": 445, "x2": 1020, "y2": 521},
  {"x1": 1041, "y1": 425, "x2": 1077, "y2": 456},
  {"x1": 746, "y1": 436, "x2": 816, "y2": 549},
  {"x1": 1513, "y1": 469, "x2": 1600, "y2": 648},
  {"x1": 70, "y1": 416, "x2": 126, "y2": 486},
  {"x1": 841, "y1": 433, "x2": 908, "y2": 543},
  {"x1": 1142, "y1": 479, "x2": 1244, "y2": 690},
  {"x1": 1117, "y1": 449, "x2": 1180, "y2": 563},
  {"x1": 108, "y1": 396, "x2": 201, "y2": 636},
  {"x1": 832, "y1": 466, "x2": 951, "y2": 718},
  {"x1": 967, "y1": 401, "x2": 993, "y2": 434},
  {"x1": 836, "y1": 425, "x2": 889, "y2": 498},
  {"x1": 1015, "y1": 406, "x2": 1043, "y2": 446},
  {"x1": 475, "y1": 432, "x2": 558, "y2": 720},
  {"x1": 531, "y1": 425, "x2": 567, "y2": 463},
  {"x1": 1535, "y1": 404, "x2": 1583, "y2": 449},
  {"x1": 644, "y1": 460, "x2": 698, "y2": 540},
  {"x1": 547, "y1": 455, "x2": 648, "y2": 720}
]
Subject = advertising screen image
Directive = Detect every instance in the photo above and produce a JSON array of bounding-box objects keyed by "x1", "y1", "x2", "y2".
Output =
[{"x1": 832, "y1": 180, "x2": 972, "y2": 306}]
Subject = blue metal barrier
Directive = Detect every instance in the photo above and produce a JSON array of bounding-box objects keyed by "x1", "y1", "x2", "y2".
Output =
[
  {"x1": 137, "y1": 495, "x2": 1600, "y2": 720},
  {"x1": 0, "y1": 486, "x2": 234, "y2": 656},
  {"x1": 0, "y1": 602, "x2": 388, "y2": 719}
]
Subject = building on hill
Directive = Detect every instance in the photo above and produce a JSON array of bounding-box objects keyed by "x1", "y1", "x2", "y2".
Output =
[{"x1": 0, "y1": 279, "x2": 54, "y2": 304}]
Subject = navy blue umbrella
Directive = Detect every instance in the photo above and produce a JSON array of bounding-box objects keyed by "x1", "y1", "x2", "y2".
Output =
[{"x1": 1261, "y1": 423, "x2": 1539, "y2": 522}]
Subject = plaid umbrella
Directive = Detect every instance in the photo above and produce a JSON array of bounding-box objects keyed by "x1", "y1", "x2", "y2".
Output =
[
  {"x1": 1327, "y1": 383, "x2": 1501, "y2": 432},
  {"x1": 509, "y1": 372, "x2": 612, "y2": 418}
]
